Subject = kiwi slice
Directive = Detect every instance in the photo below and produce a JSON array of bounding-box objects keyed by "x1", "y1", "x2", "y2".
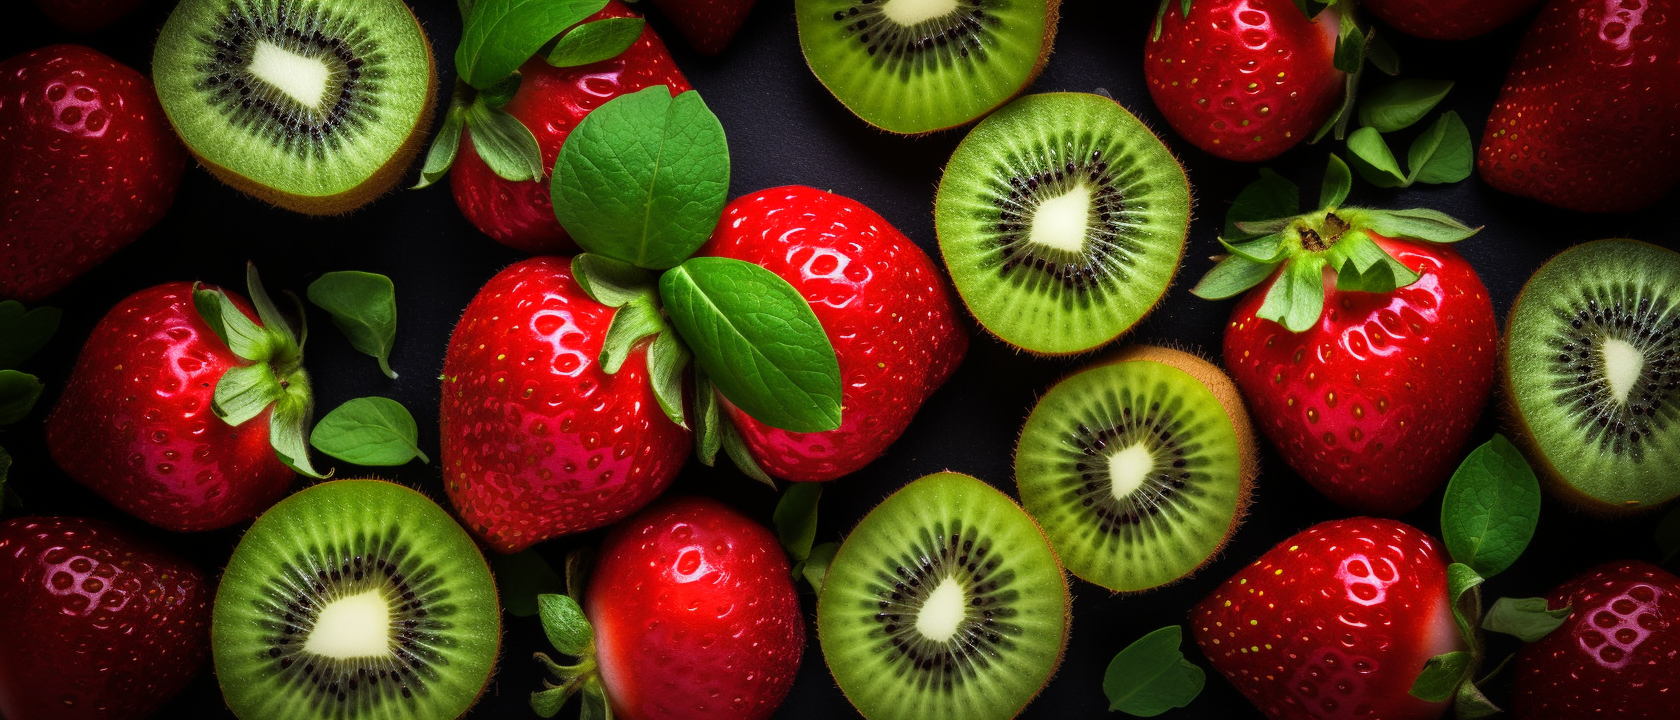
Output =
[
  {"x1": 1015, "y1": 346, "x2": 1256, "y2": 592},
  {"x1": 936, "y1": 92, "x2": 1190, "y2": 355},
  {"x1": 153, "y1": 0, "x2": 436, "y2": 214},
  {"x1": 817, "y1": 471, "x2": 1069, "y2": 720},
  {"x1": 213, "y1": 479, "x2": 500, "y2": 720},
  {"x1": 795, "y1": 0, "x2": 1059, "y2": 134},
  {"x1": 1505, "y1": 239, "x2": 1680, "y2": 511}
]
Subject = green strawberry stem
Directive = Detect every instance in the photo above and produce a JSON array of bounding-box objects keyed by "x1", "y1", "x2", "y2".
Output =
[{"x1": 531, "y1": 592, "x2": 613, "y2": 719}]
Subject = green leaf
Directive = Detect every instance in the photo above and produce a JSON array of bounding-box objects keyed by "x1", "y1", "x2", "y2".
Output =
[
  {"x1": 531, "y1": 683, "x2": 578, "y2": 718},
  {"x1": 269, "y1": 381, "x2": 323, "y2": 478},
  {"x1": 1330, "y1": 233, "x2": 1419, "y2": 293},
  {"x1": 774, "y1": 483, "x2": 822, "y2": 561},
  {"x1": 1448, "y1": 562, "x2": 1486, "y2": 644},
  {"x1": 479, "y1": 73, "x2": 523, "y2": 109},
  {"x1": 0, "y1": 302, "x2": 60, "y2": 370},
  {"x1": 1407, "y1": 111, "x2": 1474, "y2": 186},
  {"x1": 1367, "y1": 32, "x2": 1401, "y2": 75},
  {"x1": 466, "y1": 100, "x2": 544, "y2": 182},
  {"x1": 1312, "y1": 65, "x2": 1362, "y2": 143},
  {"x1": 1192, "y1": 255, "x2": 1278, "y2": 300},
  {"x1": 1440, "y1": 435, "x2": 1541, "y2": 578},
  {"x1": 309, "y1": 397, "x2": 428, "y2": 466},
  {"x1": 213, "y1": 363, "x2": 284, "y2": 426},
  {"x1": 537, "y1": 593, "x2": 595, "y2": 656},
  {"x1": 659, "y1": 257, "x2": 841, "y2": 433},
  {"x1": 1454, "y1": 680, "x2": 1501, "y2": 719},
  {"x1": 1104, "y1": 626, "x2": 1207, "y2": 716},
  {"x1": 492, "y1": 550, "x2": 566, "y2": 617},
  {"x1": 1483, "y1": 597, "x2": 1571, "y2": 642},
  {"x1": 1333, "y1": 24, "x2": 1366, "y2": 74},
  {"x1": 1346, "y1": 127, "x2": 1407, "y2": 188},
  {"x1": 0, "y1": 371, "x2": 43, "y2": 426},
  {"x1": 456, "y1": 0, "x2": 607, "y2": 88},
  {"x1": 414, "y1": 102, "x2": 467, "y2": 190},
  {"x1": 1352, "y1": 207, "x2": 1479, "y2": 244},
  {"x1": 1220, "y1": 234, "x2": 1286, "y2": 264},
  {"x1": 1320, "y1": 155, "x2": 1352, "y2": 210},
  {"x1": 244, "y1": 263, "x2": 298, "y2": 349},
  {"x1": 1224, "y1": 169, "x2": 1299, "y2": 240},
  {"x1": 597, "y1": 302, "x2": 664, "y2": 375},
  {"x1": 1358, "y1": 80, "x2": 1454, "y2": 132},
  {"x1": 646, "y1": 331, "x2": 689, "y2": 428},
  {"x1": 1256, "y1": 257, "x2": 1327, "y2": 333},
  {"x1": 307, "y1": 271, "x2": 399, "y2": 379},
  {"x1": 1409, "y1": 651, "x2": 1473, "y2": 702},
  {"x1": 548, "y1": 17, "x2": 644, "y2": 67},
  {"x1": 722, "y1": 418, "x2": 775, "y2": 488},
  {"x1": 571, "y1": 254, "x2": 657, "y2": 308},
  {"x1": 196, "y1": 287, "x2": 277, "y2": 362},
  {"x1": 693, "y1": 368, "x2": 721, "y2": 465},
  {"x1": 553, "y1": 88, "x2": 730, "y2": 270},
  {"x1": 580, "y1": 678, "x2": 612, "y2": 720},
  {"x1": 803, "y1": 541, "x2": 838, "y2": 594}
]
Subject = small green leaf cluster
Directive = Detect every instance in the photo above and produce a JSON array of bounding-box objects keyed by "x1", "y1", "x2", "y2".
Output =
[
  {"x1": 1347, "y1": 80, "x2": 1471, "y2": 188},
  {"x1": 1311, "y1": 0, "x2": 1399, "y2": 145},
  {"x1": 303, "y1": 272, "x2": 426, "y2": 469},
  {"x1": 0, "y1": 300, "x2": 60, "y2": 512},
  {"x1": 774, "y1": 484, "x2": 838, "y2": 593},
  {"x1": 1103, "y1": 626, "x2": 1206, "y2": 716}
]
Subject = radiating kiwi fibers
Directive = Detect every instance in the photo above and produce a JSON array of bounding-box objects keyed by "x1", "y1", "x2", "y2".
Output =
[
  {"x1": 818, "y1": 471, "x2": 1069, "y2": 720},
  {"x1": 936, "y1": 92, "x2": 1190, "y2": 355},
  {"x1": 1016, "y1": 346, "x2": 1257, "y2": 592},
  {"x1": 1505, "y1": 239, "x2": 1680, "y2": 511},
  {"x1": 213, "y1": 480, "x2": 499, "y2": 720}
]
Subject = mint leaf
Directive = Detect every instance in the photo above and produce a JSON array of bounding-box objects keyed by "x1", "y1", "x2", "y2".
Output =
[
  {"x1": 1347, "y1": 127, "x2": 1407, "y2": 188},
  {"x1": 1408, "y1": 111, "x2": 1473, "y2": 185},
  {"x1": 307, "y1": 271, "x2": 399, "y2": 379},
  {"x1": 553, "y1": 88, "x2": 729, "y2": 270},
  {"x1": 466, "y1": 100, "x2": 544, "y2": 182},
  {"x1": 1482, "y1": 597, "x2": 1571, "y2": 642},
  {"x1": 1225, "y1": 169, "x2": 1299, "y2": 240},
  {"x1": 1441, "y1": 435, "x2": 1541, "y2": 578},
  {"x1": 548, "y1": 17, "x2": 644, "y2": 67},
  {"x1": 659, "y1": 257, "x2": 841, "y2": 433},
  {"x1": 803, "y1": 541, "x2": 838, "y2": 594},
  {"x1": 1257, "y1": 257, "x2": 1327, "y2": 332},
  {"x1": 1353, "y1": 208, "x2": 1479, "y2": 244},
  {"x1": 1367, "y1": 32, "x2": 1400, "y2": 75},
  {"x1": 1409, "y1": 651, "x2": 1473, "y2": 702},
  {"x1": 309, "y1": 397, "x2": 428, "y2": 466},
  {"x1": 1320, "y1": 154, "x2": 1352, "y2": 210},
  {"x1": 493, "y1": 550, "x2": 565, "y2": 617},
  {"x1": 774, "y1": 483, "x2": 822, "y2": 561},
  {"x1": 537, "y1": 593, "x2": 595, "y2": 656},
  {"x1": 415, "y1": 101, "x2": 467, "y2": 190},
  {"x1": 456, "y1": 0, "x2": 606, "y2": 88},
  {"x1": 0, "y1": 371, "x2": 43, "y2": 425},
  {"x1": 1358, "y1": 79, "x2": 1453, "y2": 133},
  {"x1": 571, "y1": 253, "x2": 657, "y2": 308},
  {"x1": 1192, "y1": 255, "x2": 1277, "y2": 300},
  {"x1": 0, "y1": 301, "x2": 60, "y2": 370},
  {"x1": 1104, "y1": 626, "x2": 1206, "y2": 716}
]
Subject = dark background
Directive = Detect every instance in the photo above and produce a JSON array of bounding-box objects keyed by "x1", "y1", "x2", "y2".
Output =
[{"x1": 4, "y1": 0, "x2": 1677, "y2": 718}]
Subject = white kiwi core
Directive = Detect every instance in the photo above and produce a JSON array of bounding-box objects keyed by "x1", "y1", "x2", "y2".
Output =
[
  {"x1": 248, "y1": 40, "x2": 330, "y2": 110},
  {"x1": 915, "y1": 576, "x2": 966, "y2": 642},
  {"x1": 1601, "y1": 337, "x2": 1645, "y2": 405},
  {"x1": 1107, "y1": 443, "x2": 1155, "y2": 501},
  {"x1": 303, "y1": 589, "x2": 391, "y2": 659},
  {"x1": 882, "y1": 0, "x2": 960, "y2": 25},
  {"x1": 1027, "y1": 183, "x2": 1092, "y2": 253}
]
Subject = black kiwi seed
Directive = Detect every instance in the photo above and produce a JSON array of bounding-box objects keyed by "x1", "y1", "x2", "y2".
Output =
[
  {"x1": 830, "y1": 0, "x2": 994, "y2": 65},
  {"x1": 1065, "y1": 411, "x2": 1201, "y2": 535},
  {"x1": 988, "y1": 146, "x2": 1135, "y2": 290},
  {"x1": 1545, "y1": 292, "x2": 1679, "y2": 458}
]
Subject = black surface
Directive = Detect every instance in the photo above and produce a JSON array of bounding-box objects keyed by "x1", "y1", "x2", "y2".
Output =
[{"x1": 3, "y1": 1, "x2": 1678, "y2": 718}]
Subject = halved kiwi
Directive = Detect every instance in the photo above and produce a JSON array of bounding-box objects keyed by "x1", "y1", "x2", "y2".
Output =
[
  {"x1": 153, "y1": 0, "x2": 437, "y2": 214},
  {"x1": 1504, "y1": 239, "x2": 1680, "y2": 512},
  {"x1": 936, "y1": 92, "x2": 1190, "y2": 355},
  {"x1": 795, "y1": 0, "x2": 1060, "y2": 134},
  {"x1": 817, "y1": 471, "x2": 1069, "y2": 720},
  {"x1": 1016, "y1": 346, "x2": 1256, "y2": 592},
  {"x1": 212, "y1": 479, "x2": 500, "y2": 720}
]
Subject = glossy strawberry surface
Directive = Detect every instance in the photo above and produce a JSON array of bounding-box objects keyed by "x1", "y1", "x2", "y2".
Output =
[
  {"x1": 27, "y1": 0, "x2": 147, "y2": 33},
  {"x1": 1513, "y1": 561, "x2": 1680, "y2": 719},
  {"x1": 450, "y1": 1, "x2": 690, "y2": 253},
  {"x1": 698, "y1": 187, "x2": 968, "y2": 482},
  {"x1": 0, "y1": 517, "x2": 210, "y2": 720},
  {"x1": 1477, "y1": 0, "x2": 1680, "y2": 212},
  {"x1": 1192, "y1": 517, "x2": 1462, "y2": 720},
  {"x1": 648, "y1": 0, "x2": 759, "y2": 55},
  {"x1": 440, "y1": 257, "x2": 690, "y2": 553},
  {"x1": 1145, "y1": 0, "x2": 1344, "y2": 162},
  {"x1": 0, "y1": 45, "x2": 184, "y2": 302},
  {"x1": 585, "y1": 496, "x2": 803, "y2": 720},
  {"x1": 1363, "y1": 0, "x2": 1543, "y2": 39},
  {"x1": 45, "y1": 283, "x2": 293, "y2": 532},
  {"x1": 1224, "y1": 235, "x2": 1496, "y2": 515}
]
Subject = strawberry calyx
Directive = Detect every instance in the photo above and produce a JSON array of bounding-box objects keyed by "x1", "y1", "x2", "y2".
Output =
[{"x1": 532, "y1": 551, "x2": 613, "y2": 719}]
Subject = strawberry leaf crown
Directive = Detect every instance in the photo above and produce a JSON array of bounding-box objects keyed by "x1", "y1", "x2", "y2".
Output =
[{"x1": 1191, "y1": 155, "x2": 1479, "y2": 332}]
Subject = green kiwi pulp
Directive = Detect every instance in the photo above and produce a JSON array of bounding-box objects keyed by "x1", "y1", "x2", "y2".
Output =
[
  {"x1": 1015, "y1": 346, "x2": 1256, "y2": 592},
  {"x1": 817, "y1": 471, "x2": 1069, "y2": 720},
  {"x1": 213, "y1": 480, "x2": 500, "y2": 720},
  {"x1": 153, "y1": 0, "x2": 436, "y2": 214},
  {"x1": 1505, "y1": 239, "x2": 1680, "y2": 511},
  {"x1": 795, "y1": 0, "x2": 1059, "y2": 134},
  {"x1": 936, "y1": 92, "x2": 1190, "y2": 355}
]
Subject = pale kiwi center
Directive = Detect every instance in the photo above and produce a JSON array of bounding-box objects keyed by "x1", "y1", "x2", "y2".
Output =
[
  {"x1": 1027, "y1": 182, "x2": 1093, "y2": 253},
  {"x1": 915, "y1": 575, "x2": 966, "y2": 642},
  {"x1": 882, "y1": 0, "x2": 959, "y2": 26},
  {"x1": 1107, "y1": 443, "x2": 1156, "y2": 501},
  {"x1": 303, "y1": 589, "x2": 392, "y2": 659},
  {"x1": 1601, "y1": 337, "x2": 1646, "y2": 405},
  {"x1": 248, "y1": 40, "x2": 330, "y2": 110}
]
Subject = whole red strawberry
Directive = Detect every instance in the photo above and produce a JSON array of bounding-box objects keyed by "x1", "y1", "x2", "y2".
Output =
[
  {"x1": 1477, "y1": 0, "x2": 1680, "y2": 212},
  {"x1": 1145, "y1": 0, "x2": 1344, "y2": 162},
  {"x1": 648, "y1": 0, "x2": 759, "y2": 55},
  {"x1": 0, "y1": 45, "x2": 185, "y2": 302},
  {"x1": 28, "y1": 0, "x2": 148, "y2": 33},
  {"x1": 441, "y1": 257, "x2": 690, "y2": 553},
  {"x1": 697, "y1": 187, "x2": 967, "y2": 482},
  {"x1": 1192, "y1": 517, "x2": 1463, "y2": 720},
  {"x1": 1363, "y1": 0, "x2": 1542, "y2": 40},
  {"x1": 0, "y1": 516, "x2": 210, "y2": 720},
  {"x1": 1512, "y1": 561, "x2": 1680, "y2": 719},
  {"x1": 450, "y1": 1, "x2": 690, "y2": 253}
]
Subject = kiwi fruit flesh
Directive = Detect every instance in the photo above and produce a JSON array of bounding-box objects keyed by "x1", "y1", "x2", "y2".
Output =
[
  {"x1": 1504, "y1": 239, "x2": 1680, "y2": 512},
  {"x1": 936, "y1": 92, "x2": 1190, "y2": 355},
  {"x1": 817, "y1": 471, "x2": 1069, "y2": 720},
  {"x1": 1016, "y1": 346, "x2": 1256, "y2": 592},
  {"x1": 795, "y1": 0, "x2": 1060, "y2": 134},
  {"x1": 212, "y1": 479, "x2": 500, "y2": 720},
  {"x1": 153, "y1": 0, "x2": 436, "y2": 214}
]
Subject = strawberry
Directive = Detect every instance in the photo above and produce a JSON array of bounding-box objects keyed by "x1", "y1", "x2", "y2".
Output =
[
  {"x1": 1145, "y1": 0, "x2": 1345, "y2": 162},
  {"x1": 0, "y1": 516, "x2": 211, "y2": 720},
  {"x1": 27, "y1": 0, "x2": 148, "y2": 33},
  {"x1": 1511, "y1": 561, "x2": 1680, "y2": 719},
  {"x1": 531, "y1": 496, "x2": 803, "y2": 720},
  {"x1": 1, "y1": 45, "x2": 185, "y2": 302},
  {"x1": 448, "y1": 1, "x2": 690, "y2": 253},
  {"x1": 696, "y1": 187, "x2": 967, "y2": 482},
  {"x1": 1362, "y1": 0, "x2": 1543, "y2": 40},
  {"x1": 1192, "y1": 517, "x2": 1463, "y2": 720},
  {"x1": 440, "y1": 257, "x2": 691, "y2": 553},
  {"x1": 46, "y1": 269, "x2": 318, "y2": 532},
  {"x1": 647, "y1": 0, "x2": 759, "y2": 55},
  {"x1": 1477, "y1": 0, "x2": 1680, "y2": 212}
]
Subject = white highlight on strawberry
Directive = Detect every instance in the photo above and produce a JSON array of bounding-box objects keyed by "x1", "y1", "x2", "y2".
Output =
[
  {"x1": 882, "y1": 0, "x2": 959, "y2": 26},
  {"x1": 1107, "y1": 443, "x2": 1155, "y2": 501},
  {"x1": 249, "y1": 40, "x2": 330, "y2": 110},
  {"x1": 1028, "y1": 183, "x2": 1092, "y2": 254},
  {"x1": 303, "y1": 589, "x2": 391, "y2": 659},
  {"x1": 916, "y1": 576, "x2": 966, "y2": 642},
  {"x1": 1602, "y1": 337, "x2": 1644, "y2": 405}
]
